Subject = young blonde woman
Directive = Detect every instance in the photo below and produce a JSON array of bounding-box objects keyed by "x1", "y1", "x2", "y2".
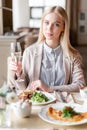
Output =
[{"x1": 9, "y1": 6, "x2": 85, "y2": 95}]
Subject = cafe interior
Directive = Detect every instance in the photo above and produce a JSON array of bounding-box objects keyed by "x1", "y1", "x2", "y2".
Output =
[{"x1": 0, "y1": 0, "x2": 87, "y2": 130}]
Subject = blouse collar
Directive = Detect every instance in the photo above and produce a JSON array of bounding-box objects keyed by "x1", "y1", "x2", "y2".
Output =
[{"x1": 43, "y1": 42, "x2": 62, "y2": 56}]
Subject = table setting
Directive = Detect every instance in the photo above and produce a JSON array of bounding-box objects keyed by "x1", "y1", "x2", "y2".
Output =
[{"x1": 0, "y1": 82, "x2": 87, "y2": 130}]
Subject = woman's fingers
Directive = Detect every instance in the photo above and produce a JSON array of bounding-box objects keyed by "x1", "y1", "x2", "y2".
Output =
[
  {"x1": 30, "y1": 82, "x2": 36, "y2": 91},
  {"x1": 9, "y1": 60, "x2": 17, "y2": 71},
  {"x1": 30, "y1": 81, "x2": 42, "y2": 91}
]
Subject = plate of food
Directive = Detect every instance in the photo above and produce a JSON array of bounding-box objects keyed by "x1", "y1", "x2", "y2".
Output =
[
  {"x1": 39, "y1": 102, "x2": 87, "y2": 126},
  {"x1": 18, "y1": 90, "x2": 56, "y2": 106}
]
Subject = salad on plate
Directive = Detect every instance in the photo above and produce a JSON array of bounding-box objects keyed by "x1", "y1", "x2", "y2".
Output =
[{"x1": 18, "y1": 90, "x2": 56, "y2": 105}]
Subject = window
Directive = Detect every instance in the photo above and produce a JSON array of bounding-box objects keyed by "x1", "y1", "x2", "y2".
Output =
[
  {"x1": 80, "y1": 25, "x2": 85, "y2": 33},
  {"x1": 0, "y1": 0, "x2": 12, "y2": 34},
  {"x1": 29, "y1": 0, "x2": 66, "y2": 28},
  {"x1": 80, "y1": 12, "x2": 85, "y2": 20},
  {"x1": 30, "y1": 7, "x2": 44, "y2": 19}
]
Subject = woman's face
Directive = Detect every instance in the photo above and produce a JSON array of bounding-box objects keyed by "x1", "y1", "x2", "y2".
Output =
[{"x1": 43, "y1": 12, "x2": 64, "y2": 42}]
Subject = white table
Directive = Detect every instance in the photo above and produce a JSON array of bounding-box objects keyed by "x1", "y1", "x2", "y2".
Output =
[{"x1": 0, "y1": 103, "x2": 87, "y2": 130}]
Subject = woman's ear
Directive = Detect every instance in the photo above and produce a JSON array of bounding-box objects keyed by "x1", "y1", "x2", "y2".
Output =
[
  {"x1": 61, "y1": 31, "x2": 64, "y2": 36},
  {"x1": 59, "y1": 31, "x2": 64, "y2": 40}
]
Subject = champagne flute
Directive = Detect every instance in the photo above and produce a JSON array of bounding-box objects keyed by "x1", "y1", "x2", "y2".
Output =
[
  {"x1": 10, "y1": 42, "x2": 16, "y2": 58},
  {"x1": 15, "y1": 42, "x2": 22, "y2": 57},
  {"x1": 10, "y1": 42, "x2": 22, "y2": 74},
  {"x1": 10, "y1": 42, "x2": 22, "y2": 62},
  {"x1": 10, "y1": 42, "x2": 22, "y2": 57}
]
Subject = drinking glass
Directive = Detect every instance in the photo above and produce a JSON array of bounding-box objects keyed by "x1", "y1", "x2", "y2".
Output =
[
  {"x1": 10, "y1": 42, "x2": 22, "y2": 58},
  {"x1": 10, "y1": 42, "x2": 22, "y2": 63},
  {"x1": 0, "y1": 105, "x2": 11, "y2": 127}
]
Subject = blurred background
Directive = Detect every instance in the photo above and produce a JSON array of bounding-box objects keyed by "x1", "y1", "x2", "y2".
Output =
[{"x1": 0, "y1": 0, "x2": 87, "y2": 86}]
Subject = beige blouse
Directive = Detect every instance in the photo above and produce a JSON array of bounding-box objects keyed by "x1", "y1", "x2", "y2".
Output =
[{"x1": 8, "y1": 42, "x2": 86, "y2": 93}]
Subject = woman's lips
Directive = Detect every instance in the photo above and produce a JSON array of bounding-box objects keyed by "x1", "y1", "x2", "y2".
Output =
[{"x1": 46, "y1": 33, "x2": 53, "y2": 37}]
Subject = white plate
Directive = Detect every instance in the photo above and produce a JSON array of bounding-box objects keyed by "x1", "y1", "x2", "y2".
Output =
[
  {"x1": 30, "y1": 91, "x2": 56, "y2": 106},
  {"x1": 39, "y1": 102, "x2": 87, "y2": 126}
]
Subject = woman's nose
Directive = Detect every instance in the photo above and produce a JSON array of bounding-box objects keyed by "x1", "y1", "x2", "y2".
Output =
[{"x1": 48, "y1": 24, "x2": 53, "y2": 30}]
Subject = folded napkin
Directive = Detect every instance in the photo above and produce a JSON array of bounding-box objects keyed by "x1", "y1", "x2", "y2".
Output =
[{"x1": 54, "y1": 91, "x2": 75, "y2": 103}]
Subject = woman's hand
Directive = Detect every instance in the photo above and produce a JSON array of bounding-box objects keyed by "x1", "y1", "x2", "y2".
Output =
[
  {"x1": 9, "y1": 57, "x2": 22, "y2": 76},
  {"x1": 29, "y1": 80, "x2": 52, "y2": 92}
]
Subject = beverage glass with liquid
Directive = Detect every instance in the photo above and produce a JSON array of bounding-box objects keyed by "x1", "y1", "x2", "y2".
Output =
[
  {"x1": 10, "y1": 42, "x2": 22, "y2": 62},
  {"x1": 10, "y1": 42, "x2": 22, "y2": 58},
  {"x1": 8, "y1": 42, "x2": 22, "y2": 89}
]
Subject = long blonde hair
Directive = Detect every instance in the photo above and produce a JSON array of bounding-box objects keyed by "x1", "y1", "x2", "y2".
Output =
[{"x1": 38, "y1": 6, "x2": 78, "y2": 57}]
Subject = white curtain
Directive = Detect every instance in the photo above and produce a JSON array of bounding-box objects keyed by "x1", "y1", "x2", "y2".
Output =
[{"x1": 12, "y1": 0, "x2": 29, "y2": 31}]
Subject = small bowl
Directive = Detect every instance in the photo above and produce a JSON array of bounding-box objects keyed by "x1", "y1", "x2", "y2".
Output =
[
  {"x1": 80, "y1": 88, "x2": 87, "y2": 107},
  {"x1": 13, "y1": 100, "x2": 32, "y2": 118},
  {"x1": 80, "y1": 88, "x2": 87, "y2": 99}
]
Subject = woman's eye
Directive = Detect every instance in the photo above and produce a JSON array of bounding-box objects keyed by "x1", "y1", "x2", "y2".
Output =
[
  {"x1": 54, "y1": 23, "x2": 59, "y2": 27},
  {"x1": 44, "y1": 21, "x2": 49, "y2": 25}
]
